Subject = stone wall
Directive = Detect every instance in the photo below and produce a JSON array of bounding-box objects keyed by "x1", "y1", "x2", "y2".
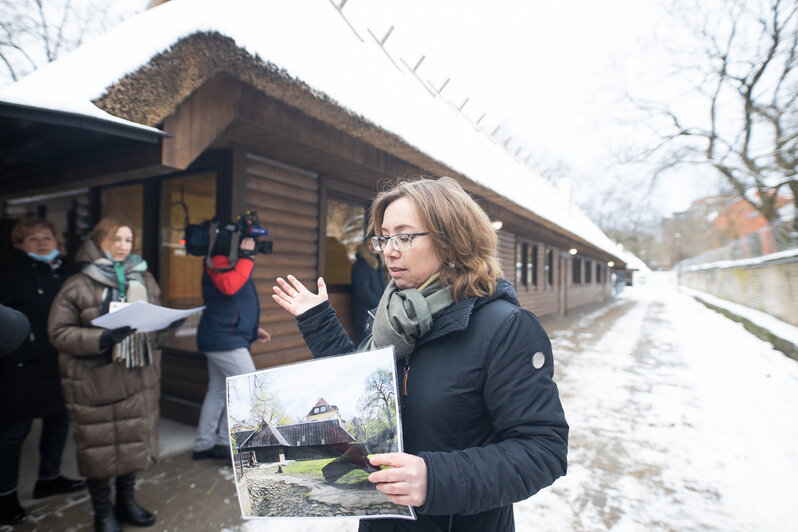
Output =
[{"x1": 679, "y1": 255, "x2": 798, "y2": 327}]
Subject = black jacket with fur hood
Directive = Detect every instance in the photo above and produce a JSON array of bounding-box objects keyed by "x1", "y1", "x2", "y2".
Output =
[{"x1": 297, "y1": 278, "x2": 568, "y2": 532}]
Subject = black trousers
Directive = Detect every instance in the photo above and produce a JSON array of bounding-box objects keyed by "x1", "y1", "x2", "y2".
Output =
[{"x1": 0, "y1": 412, "x2": 69, "y2": 494}]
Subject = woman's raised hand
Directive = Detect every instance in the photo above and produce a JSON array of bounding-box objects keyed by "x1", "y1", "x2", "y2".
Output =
[{"x1": 272, "y1": 275, "x2": 328, "y2": 317}]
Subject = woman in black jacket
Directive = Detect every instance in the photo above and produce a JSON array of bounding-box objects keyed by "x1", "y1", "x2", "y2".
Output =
[
  {"x1": 273, "y1": 177, "x2": 568, "y2": 531},
  {"x1": 0, "y1": 219, "x2": 85, "y2": 525}
]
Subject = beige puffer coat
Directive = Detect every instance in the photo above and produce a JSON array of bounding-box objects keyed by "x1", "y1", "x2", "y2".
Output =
[{"x1": 48, "y1": 239, "x2": 161, "y2": 479}]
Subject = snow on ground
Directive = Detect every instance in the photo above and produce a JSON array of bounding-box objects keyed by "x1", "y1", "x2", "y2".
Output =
[
  {"x1": 518, "y1": 272, "x2": 798, "y2": 531},
  {"x1": 239, "y1": 272, "x2": 798, "y2": 531}
]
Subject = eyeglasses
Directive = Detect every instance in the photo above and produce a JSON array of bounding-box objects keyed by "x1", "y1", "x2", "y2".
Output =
[{"x1": 372, "y1": 232, "x2": 430, "y2": 251}]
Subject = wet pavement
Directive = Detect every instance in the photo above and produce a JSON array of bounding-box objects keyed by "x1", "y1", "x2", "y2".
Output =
[{"x1": 7, "y1": 273, "x2": 798, "y2": 531}]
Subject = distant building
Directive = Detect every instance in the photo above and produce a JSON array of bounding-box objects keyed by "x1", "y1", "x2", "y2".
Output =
[{"x1": 305, "y1": 398, "x2": 342, "y2": 423}]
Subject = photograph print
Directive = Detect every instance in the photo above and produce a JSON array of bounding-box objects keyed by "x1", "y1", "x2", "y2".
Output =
[{"x1": 226, "y1": 346, "x2": 413, "y2": 520}]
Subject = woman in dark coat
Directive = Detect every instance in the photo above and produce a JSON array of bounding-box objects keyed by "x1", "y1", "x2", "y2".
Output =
[
  {"x1": 351, "y1": 238, "x2": 388, "y2": 344},
  {"x1": 0, "y1": 218, "x2": 85, "y2": 526},
  {"x1": 273, "y1": 177, "x2": 568, "y2": 531}
]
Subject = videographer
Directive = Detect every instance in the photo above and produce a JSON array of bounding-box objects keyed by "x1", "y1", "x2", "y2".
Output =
[{"x1": 193, "y1": 237, "x2": 270, "y2": 460}]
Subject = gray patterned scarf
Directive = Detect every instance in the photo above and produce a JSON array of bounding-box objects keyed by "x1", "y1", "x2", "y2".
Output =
[{"x1": 360, "y1": 275, "x2": 454, "y2": 359}]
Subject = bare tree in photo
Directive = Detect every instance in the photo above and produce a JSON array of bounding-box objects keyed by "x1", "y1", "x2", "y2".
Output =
[
  {"x1": 637, "y1": 0, "x2": 798, "y2": 243},
  {"x1": 249, "y1": 373, "x2": 289, "y2": 428},
  {"x1": 358, "y1": 368, "x2": 395, "y2": 426}
]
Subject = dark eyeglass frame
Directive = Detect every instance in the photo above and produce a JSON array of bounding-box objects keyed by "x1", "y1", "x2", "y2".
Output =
[{"x1": 372, "y1": 232, "x2": 431, "y2": 251}]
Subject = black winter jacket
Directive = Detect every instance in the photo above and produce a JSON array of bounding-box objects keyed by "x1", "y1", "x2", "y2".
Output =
[
  {"x1": 0, "y1": 250, "x2": 70, "y2": 420},
  {"x1": 297, "y1": 278, "x2": 568, "y2": 532}
]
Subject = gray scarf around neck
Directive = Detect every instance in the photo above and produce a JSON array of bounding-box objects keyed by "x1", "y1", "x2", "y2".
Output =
[{"x1": 360, "y1": 277, "x2": 454, "y2": 359}]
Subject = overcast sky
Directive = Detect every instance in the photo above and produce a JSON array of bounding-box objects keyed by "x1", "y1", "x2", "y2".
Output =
[{"x1": 333, "y1": 0, "x2": 725, "y2": 215}]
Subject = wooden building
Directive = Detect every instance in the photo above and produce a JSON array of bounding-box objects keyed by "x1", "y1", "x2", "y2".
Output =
[
  {"x1": 239, "y1": 419, "x2": 355, "y2": 463},
  {"x1": 0, "y1": 4, "x2": 626, "y2": 425}
]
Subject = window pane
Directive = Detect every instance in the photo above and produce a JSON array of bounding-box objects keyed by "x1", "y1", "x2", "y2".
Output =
[
  {"x1": 101, "y1": 184, "x2": 143, "y2": 257},
  {"x1": 325, "y1": 197, "x2": 365, "y2": 284},
  {"x1": 159, "y1": 173, "x2": 216, "y2": 309},
  {"x1": 515, "y1": 242, "x2": 523, "y2": 287}
]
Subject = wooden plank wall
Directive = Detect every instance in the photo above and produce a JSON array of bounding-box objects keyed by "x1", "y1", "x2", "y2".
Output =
[
  {"x1": 566, "y1": 259, "x2": 611, "y2": 312},
  {"x1": 497, "y1": 230, "x2": 516, "y2": 283},
  {"x1": 498, "y1": 230, "x2": 560, "y2": 318},
  {"x1": 515, "y1": 244, "x2": 560, "y2": 318},
  {"x1": 246, "y1": 155, "x2": 318, "y2": 368}
]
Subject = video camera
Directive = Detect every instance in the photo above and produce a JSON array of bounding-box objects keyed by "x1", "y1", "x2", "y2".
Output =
[{"x1": 184, "y1": 210, "x2": 272, "y2": 271}]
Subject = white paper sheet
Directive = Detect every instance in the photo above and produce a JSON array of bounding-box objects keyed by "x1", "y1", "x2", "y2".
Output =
[{"x1": 90, "y1": 300, "x2": 204, "y2": 332}]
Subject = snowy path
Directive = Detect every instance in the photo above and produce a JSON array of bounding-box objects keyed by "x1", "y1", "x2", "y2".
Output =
[
  {"x1": 517, "y1": 274, "x2": 798, "y2": 531},
  {"x1": 241, "y1": 274, "x2": 798, "y2": 531}
]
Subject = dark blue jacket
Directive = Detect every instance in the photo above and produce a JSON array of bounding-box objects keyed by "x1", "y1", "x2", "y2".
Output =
[
  {"x1": 197, "y1": 257, "x2": 260, "y2": 352},
  {"x1": 351, "y1": 253, "x2": 387, "y2": 344},
  {"x1": 297, "y1": 278, "x2": 568, "y2": 532}
]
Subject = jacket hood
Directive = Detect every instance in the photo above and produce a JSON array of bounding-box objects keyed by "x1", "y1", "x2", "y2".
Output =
[
  {"x1": 473, "y1": 278, "x2": 520, "y2": 311},
  {"x1": 74, "y1": 237, "x2": 103, "y2": 264},
  {"x1": 355, "y1": 242, "x2": 381, "y2": 269},
  {"x1": 416, "y1": 278, "x2": 519, "y2": 347}
]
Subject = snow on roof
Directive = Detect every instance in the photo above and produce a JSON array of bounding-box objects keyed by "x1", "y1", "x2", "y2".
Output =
[{"x1": 0, "y1": 0, "x2": 625, "y2": 260}]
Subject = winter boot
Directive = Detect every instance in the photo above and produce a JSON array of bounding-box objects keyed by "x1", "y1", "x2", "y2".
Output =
[
  {"x1": 86, "y1": 478, "x2": 120, "y2": 532},
  {"x1": 114, "y1": 473, "x2": 155, "y2": 527},
  {"x1": 0, "y1": 491, "x2": 26, "y2": 525}
]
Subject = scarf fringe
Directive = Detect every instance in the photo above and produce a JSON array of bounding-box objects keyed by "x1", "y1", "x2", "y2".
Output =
[{"x1": 112, "y1": 332, "x2": 152, "y2": 368}]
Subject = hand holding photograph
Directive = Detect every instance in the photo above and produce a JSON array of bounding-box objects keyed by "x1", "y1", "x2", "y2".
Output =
[{"x1": 226, "y1": 346, "x2": 414, "y2": 520}]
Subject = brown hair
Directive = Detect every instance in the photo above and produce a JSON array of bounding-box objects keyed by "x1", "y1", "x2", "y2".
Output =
[
  {"x1": 91, "y1": 216, "x2": 134, "y2": 249},
  {"x1": 369, "y1": 176, "x2": 502, "y2": 301},
  {"x1": 11, "y1": 218, "x2": 66, "y2": 255}
]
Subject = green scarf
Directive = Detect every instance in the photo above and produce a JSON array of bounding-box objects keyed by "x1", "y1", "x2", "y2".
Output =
[{"x1": 360, "y1": 275, "x2": 454, "y2": 359}]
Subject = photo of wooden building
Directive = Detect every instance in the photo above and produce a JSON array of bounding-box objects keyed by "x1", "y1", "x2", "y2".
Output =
[{"x1": 0, "y1": 2, "x2": 627, "y2": 425}]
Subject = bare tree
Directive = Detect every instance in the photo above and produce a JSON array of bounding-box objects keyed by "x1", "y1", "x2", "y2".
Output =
[
  {"x1": 0, "y1": 0, "x2": 134, "y2": 83},
  {"x1": 231, "y1": 373, "x2": 288, "y2": 428},
  {"x1": 357, "y1": 368, "x2": 395, "y2": 428},
  {"x1": 637, "y1": 0, "x2": 798, "y2": 240}
]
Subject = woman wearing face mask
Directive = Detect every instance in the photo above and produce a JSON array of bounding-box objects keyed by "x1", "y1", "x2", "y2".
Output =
[
  {"x1": 49, "y1": 216, "x2": 162, "y2": 532},
  {"x1": 273, "y1": 177, "x2": 568, "y2": 532},
  {"x1": 0, "y1": 219, "x2": 85, "y2": 526}
]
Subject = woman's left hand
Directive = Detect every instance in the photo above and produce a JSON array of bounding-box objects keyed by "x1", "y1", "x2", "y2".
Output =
[
  {"x1": 272, "y1": 275, "x2": 328, "y2": 317},
  {"x1": 368, "y1": 452, "x2": 427, "y2": 507},
  {"x1": 257, "y1": 328, "x2": 271, "y2": 343}
]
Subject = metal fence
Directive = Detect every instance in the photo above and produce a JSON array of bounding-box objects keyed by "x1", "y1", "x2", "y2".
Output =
[{"x1": 678, "y1": 220, "x2": 797, "y2": 270}]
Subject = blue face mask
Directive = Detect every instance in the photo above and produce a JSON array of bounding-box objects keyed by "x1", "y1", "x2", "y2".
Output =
[{"x1": 28, "y1": 249, "x2": 60, "y2": 263}]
